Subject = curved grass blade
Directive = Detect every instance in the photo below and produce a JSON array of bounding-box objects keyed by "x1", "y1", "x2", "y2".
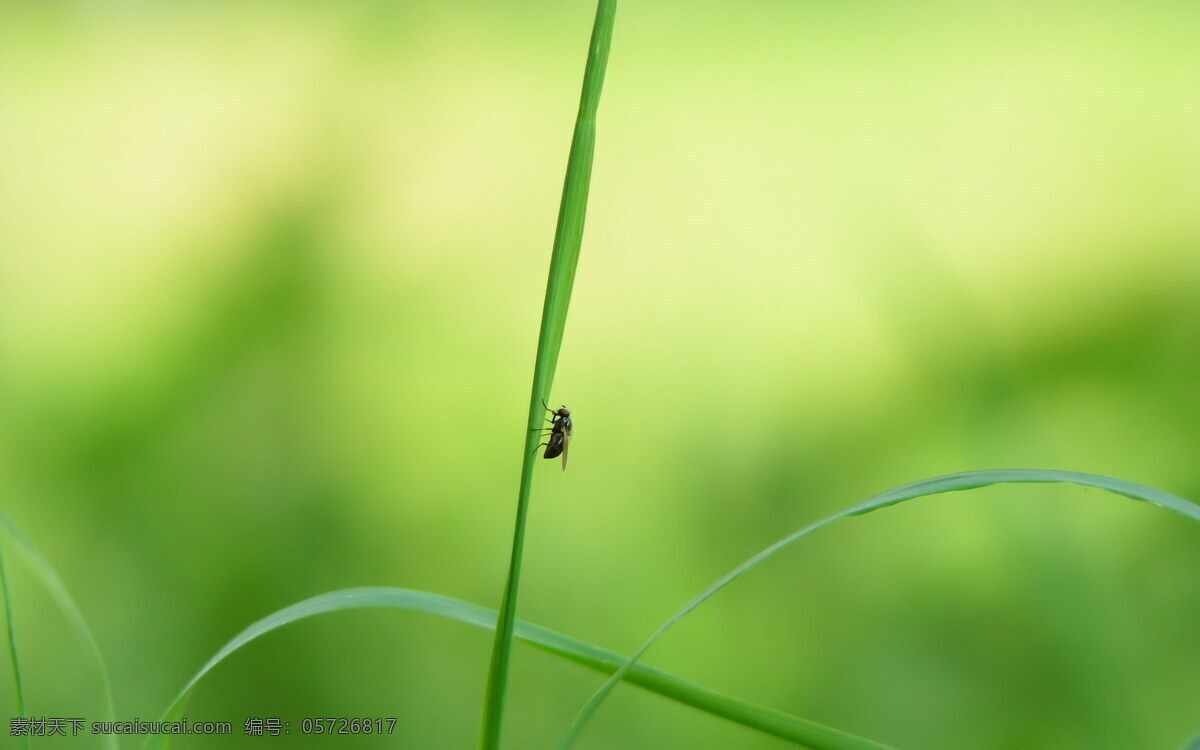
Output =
[
  {"x1": 1182, "y1": 733, "x2": 1200, "y2": 750},
  {"x1": 144, "y1": 587, "x2": 891, "y2": 750},
  {"x1": 558, "y1": 469, "x2": 1200, "y2": 749},
  {"x1": 0, "y1": 547, "x2": 29, "y2": 750},
  {"x1": 0, "y1": 509, "x2": 119, "y2": 750},
  {"x1": 480, "y1": 2, "x2": 617, "y2": 750}
]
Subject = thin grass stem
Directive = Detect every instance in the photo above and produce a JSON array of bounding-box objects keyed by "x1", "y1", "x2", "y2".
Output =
[
  {"x1": 477, "y1": 3, "x2": 617, "y2": 749},
  {"x1": 0, "y1": 547, "x2": 29, "y2": 750}
]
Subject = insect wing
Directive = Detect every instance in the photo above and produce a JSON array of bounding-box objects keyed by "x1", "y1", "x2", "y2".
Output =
[{"x1": 559, "y1": 427, "x2": 570, "y2": 470}]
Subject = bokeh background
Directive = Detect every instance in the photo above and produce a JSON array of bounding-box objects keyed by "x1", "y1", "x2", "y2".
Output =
[{"x1": 2, "y1": 1, "x2": 1199, "y2": 748}]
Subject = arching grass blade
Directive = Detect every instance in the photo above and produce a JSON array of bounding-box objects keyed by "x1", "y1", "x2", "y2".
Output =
[
  {"x1": 0, "y1": 509, "x2": 118, "y2": 750},
  {"x1": 144, "y1": 587, "x2": 890, "y2": 750},
  {"x1": 557, "y1": 469, "x2": 1200, "y2": 749}
]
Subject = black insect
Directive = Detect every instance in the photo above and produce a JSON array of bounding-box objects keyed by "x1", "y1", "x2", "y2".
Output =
[{"x1": 532, "y1": 399, "x2": 573, "y2": 470}]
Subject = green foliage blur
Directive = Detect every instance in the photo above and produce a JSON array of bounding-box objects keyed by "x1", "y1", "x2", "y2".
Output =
[{"x1": 1, "y1": 2, "x2": 1199, "y2": 748}]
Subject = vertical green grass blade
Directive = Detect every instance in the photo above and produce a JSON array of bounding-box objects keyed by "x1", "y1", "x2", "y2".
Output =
[
  {"x1": 478, "y1": 2, "x2": 617, "y2": 750},
  {"x1": 0, "y1": 546, "x2": 30, "y2": 750},
  {"x1": 558, "y1": 469, "x2": 1200, "y2": 748},
  {"x1": 0, "y1": 510, "x2": 118, "y2": 750}
]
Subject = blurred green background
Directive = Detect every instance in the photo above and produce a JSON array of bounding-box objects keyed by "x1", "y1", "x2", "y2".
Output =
[{"x1": 2, "y1": 1, "x2": 1199, "y2": 748}]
